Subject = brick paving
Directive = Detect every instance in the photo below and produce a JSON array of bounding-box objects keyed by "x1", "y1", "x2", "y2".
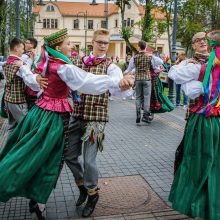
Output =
[{"x1": 0, "y1": 83, "x2": 193, "y2": 219}]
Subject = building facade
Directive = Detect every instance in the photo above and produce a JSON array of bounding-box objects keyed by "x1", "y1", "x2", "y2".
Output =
[{"x1": 33, "y1": 0, "x2": 170, "y2": 62}]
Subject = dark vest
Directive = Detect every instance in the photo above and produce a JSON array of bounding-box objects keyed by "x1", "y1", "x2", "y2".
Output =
[{"x1": 4, "y1": 62, "x2": 26, "y2": 103}]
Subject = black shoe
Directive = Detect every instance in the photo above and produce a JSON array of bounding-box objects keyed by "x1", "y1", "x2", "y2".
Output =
[
  {"x1": 142, "y1": 113, "x2": 151, "y2": 123},
  {"x1": 29, "y1": 200, "x2": 46, "y2": 220},
  {"x1": 82, "y1": 193, "x2": 99, "y2": 218},
  {"x1": 136, "y1": 117, "x2": 141, "y2": 123},
  {"x1": 76, "y1": 185, "x2": 88, "y2": 206},
  {"x1": 136, "y1": 110, "x2": 141, "y2": 123},
  {"x1": 29, "y1": 200, "x2": 37, "y2": 213}
]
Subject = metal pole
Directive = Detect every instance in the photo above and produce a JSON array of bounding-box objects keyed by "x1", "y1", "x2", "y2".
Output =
[
  {"x1": 16, "y1": 0, "x2": 20, "y2": 38},
  {"x1": 26, "y1": 0, "x2": 29, "y2": 38},
  {"x1": 105, "y1": 0, "x2": 108, "y2": 29},
  {"x1": 29, "y1": 0, "x2": 33, "y2": 37},
  {"x1": 85, "y1": 11, "x2": 87, "y2": 55},
  {"x1": 168, "y1": 0, "x2": 177, "y2": 103}
]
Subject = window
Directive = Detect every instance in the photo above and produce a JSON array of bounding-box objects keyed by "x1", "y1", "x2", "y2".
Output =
[
  {"x1": 127, "y1": 18, "x2": 131, "y2": 26},
  {"x1": 123, "y1": 20, "x2": 126, "y2": 27},
  {"x1": 43, "y1": 19, "x2": 46, "y2": 29},
  {"x1": 101, "y1": 20, "x2": 107, "y2": 29},
  {"x1": 131, "y1": 20, "x2": 134, "y2": 27},
  {"x1": 127, "y1": 4, "x2": 131, "y2": 9},
  {"x1": 43, "y1": 18, "x2": 58, "y2": 29},
  {"x1": 51, "y1": 19, "x2": 55, "y2": 29},
  {"x1": 115, "y1": 19, "x2": 118, "y2": 28},
  {"x1": 73, "y1": 19, "x2": 79, "y2": 29},
  {"x1": 46, "y1": 19, "x2": 50, "y2": 28},
  {"x1": 157, "y1": 47, "x2": 163, "y2": 54},
  {"x1": 88, "y1": 45, "x2": 93, "y2": 53},
  {"x1": 88, "y1": 20, "x2": 93, "y2": 29},
  {"x1": 46, "y1": 5, "x2": 55, "y2": 12},
  {"x1": 54, "y1": 19, "x2": 58, "y2": 28}
]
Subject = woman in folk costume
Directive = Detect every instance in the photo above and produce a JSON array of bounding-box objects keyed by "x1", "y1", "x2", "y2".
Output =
[
  {"x1": 149, "y1": 49, "x2": 174, "y2": 113},
  {"x1": 168, "y1": 29, "x2": 220, "y2": 220},
  {"x1": 0, "y1": 29, "x2": 133, "y2": 220}
]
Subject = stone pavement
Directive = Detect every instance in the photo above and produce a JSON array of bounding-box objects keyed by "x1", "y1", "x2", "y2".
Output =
[{"x1": 0, "y1": 83, "x2": 193, "y2": 219}]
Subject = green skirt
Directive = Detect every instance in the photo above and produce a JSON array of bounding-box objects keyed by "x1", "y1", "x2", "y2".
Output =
[
  {"x1": 0, "y1": 105, "x2": 65, "y2": 204},
  {"x1": 151, "y1": 76, "x2": 174, "y2": 113},
  {"x1": 169, "y1": 114, "x2": 220, "y2": 219},
  {"x1": 0, "y1": 90, "x2": 7, "y2": 118}
]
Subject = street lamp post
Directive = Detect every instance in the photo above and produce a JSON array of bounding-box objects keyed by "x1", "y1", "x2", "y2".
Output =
[
  {"x1": 104, "y1": 0, "x2": 109, "y2": 29},
  {"x1": 168, "y1": 0, "x2": 178, "y2": 103},
  {"x1": 90, "y1": 0, "x2": 109, "y2": 29},
  {"x1": 16, "y1": 0, "x2": 20, "y2": 38},
  {"x1": 77, "y1": 11, "x2": 88, "y2": 55}
]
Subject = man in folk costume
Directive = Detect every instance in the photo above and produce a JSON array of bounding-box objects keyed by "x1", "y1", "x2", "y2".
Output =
[
  {"x1": 168, "y1": 29, "x2": 220, "y2": 220},
  {"x1": 0, "y1": 29, "x2": 133, "y2": 220},
  {"x1": 124, "y1": 40, "x2": 163, "y2": 123},
  {"x1": 64, "y1": 29, "x2": 134, "y2": 218},
  {"x1": 173, "y1": 32, "x2": 210, "y2": 174},
  {"x1": 23, "y1": 37, "x2": 39, "y2": 110},
  {"x1": 3, "y1": 37, "x2": 47, "y2": 133}
]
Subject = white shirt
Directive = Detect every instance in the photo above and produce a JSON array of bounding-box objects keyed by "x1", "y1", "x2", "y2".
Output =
[
  {"x1": 168, "y1": 62, "x2": 204, "y2": 99},
  {"x1": 58, "y1": 64, "x2": 133, "y2": 97}
]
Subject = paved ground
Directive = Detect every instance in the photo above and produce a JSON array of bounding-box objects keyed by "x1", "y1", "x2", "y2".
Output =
[{"x1": 0, "y1": 81, "x2": 193, "y2": 219}]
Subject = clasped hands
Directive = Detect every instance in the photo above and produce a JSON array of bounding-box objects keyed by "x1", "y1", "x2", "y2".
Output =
[{"x1": 119, "y1": 73, "x2": 135, "y2": 91}]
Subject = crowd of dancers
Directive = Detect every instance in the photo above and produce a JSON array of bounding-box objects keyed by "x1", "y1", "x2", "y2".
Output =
[{"x1": 0, "y1": 28, "x2": 219, "y2": 220}]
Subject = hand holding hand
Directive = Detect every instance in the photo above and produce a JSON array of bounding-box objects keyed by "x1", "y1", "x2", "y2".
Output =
[
  {"x1": 119, "y1": 73, "x2": 134, "y2": 91},
  {"x1": 36, "y1": 75, "x2": 48, "y2": 89}
]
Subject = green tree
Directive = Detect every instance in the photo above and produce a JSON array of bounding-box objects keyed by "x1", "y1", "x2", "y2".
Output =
[
  {"x1": 139, "y1": 0, "x2": 154, "y2": 42},
  {"x1": 115, "y1": 0, "x2": 137, "y2": 53},
  {"x1": 176, "y1": 0, "x2": 213, "y2": 54}
]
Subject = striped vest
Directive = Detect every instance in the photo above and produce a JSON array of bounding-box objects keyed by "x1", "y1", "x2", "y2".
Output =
[
  {"x1": 72, "y1": 57, "x2": 111, "y2": 122},
  {"x1": 4, "y1": 63, "x2": 26, "y2": 103},
  {"x1": 134, "y1": 52, "x2": 151, "y2": 81}
]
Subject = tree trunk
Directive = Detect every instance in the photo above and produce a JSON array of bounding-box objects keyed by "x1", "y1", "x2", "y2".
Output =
[
  {"x1": 167, "y1": 0, "x2": 173, "y2": 57},
  {"x1": 4, "y1": 0, "x2": 10, "y2": 59}
]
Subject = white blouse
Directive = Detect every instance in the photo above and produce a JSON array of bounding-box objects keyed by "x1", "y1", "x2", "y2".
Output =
[{"x1": 168, "y1": 63, "x2": 204, "y2": 99}]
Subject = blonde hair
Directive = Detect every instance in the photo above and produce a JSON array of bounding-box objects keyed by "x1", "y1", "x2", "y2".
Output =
[{"x1": 92, "y1": 29, "x2": 110, "y2": 41}]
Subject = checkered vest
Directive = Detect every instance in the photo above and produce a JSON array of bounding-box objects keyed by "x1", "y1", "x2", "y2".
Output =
[
  {"x1": 134, "y1": 52, "x2": 151, "y2": 81},
  {"x1": 4, "y1": 63, "x2": 26, "y2": 103},
  {"x1": 71, "y1": 57, "x2": 111, "y2": 122}
]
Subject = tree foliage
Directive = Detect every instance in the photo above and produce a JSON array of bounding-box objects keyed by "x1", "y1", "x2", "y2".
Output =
[
  {"x1": 116, "y1": 0, "x2": 138, "y2": 53},
  {"x1": 0, "y1": 0, "x2": 34, "y2": 56},
  {"x1": 175, "y1": 0, "x2": 215, "y2": 54}
]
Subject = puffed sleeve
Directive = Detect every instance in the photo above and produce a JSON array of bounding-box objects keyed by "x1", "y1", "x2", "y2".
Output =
[
  {"x1": 168, "y1": 63, "x2": 201, "y2": 84},
  {"x1": 181, "y1": 80, "x2": 204, "y2": 99},
  {"x1": 57, "y1": 64, "x2": 117, "y2": 95}
]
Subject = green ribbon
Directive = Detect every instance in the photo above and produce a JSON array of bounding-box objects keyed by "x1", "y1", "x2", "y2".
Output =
[
  {"x1": 33, "y1": 44, "x2": 72, "y2": 71},
  {"x1": 203, "y1": 39, "x2": 220, "y2": 92},
  {"x1": 208, "y1": 39, "x2": 220, "y2": 47},
  {"x1": 45, "y1": 46, "x2": 72, "y2": 64},
  {"x1": 202, "y1": 48, "x2": 215, "y2": 91}
]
